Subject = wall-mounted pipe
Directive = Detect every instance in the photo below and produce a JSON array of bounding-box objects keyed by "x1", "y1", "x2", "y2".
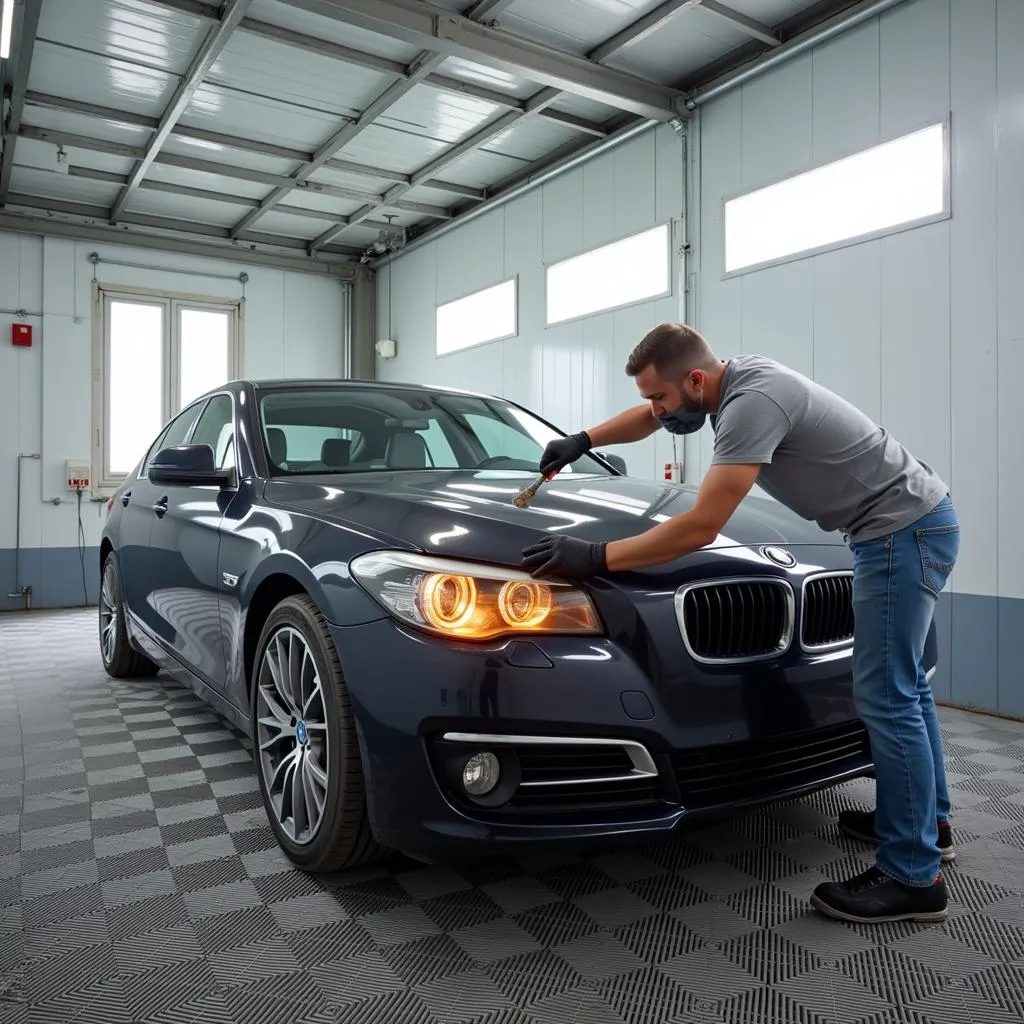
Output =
[
  {"x1": 0, "y1": 307, "x2": 43, "y2": 317},
  {"x1": 685, "y1": 0, "x2": 909, "y2": 108},
  {"x1": 8, "y1": 453, "x2": 40, "y2": 610}
]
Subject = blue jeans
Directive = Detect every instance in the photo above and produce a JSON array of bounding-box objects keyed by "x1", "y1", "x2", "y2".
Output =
[{"x1": 848, "y1": 494, "x2": 959, "y2": 886}]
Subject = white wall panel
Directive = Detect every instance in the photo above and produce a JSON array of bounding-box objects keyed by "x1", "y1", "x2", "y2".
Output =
[
  {"x1": 740, "y1": 261, "x2": 814, "y2": 378},
  {"x1": 996, "y1": 0, "x2": 1024, "y2": 602},
  {"x1": 809, "y1": 18, "x2": 880, "y2": 163},
  {"x1": 739, "y1": 57, "x2": 813, "y2": 189},
  {"x1": 878, "y1": 222, "x2": 952, "y2": 493},
  {"x1": 375, "y1": 124, "x2": 684, "y2": 482},
  {"x1": 810, "y1": 243, "x2": 882, "y2": 425},
  {"x1": 878, "y1": 0, "x2": 950, "y2": 137},
  {"x1": 435, "y1": 208, "x2": 506, "y2": 305},
  {"x1": 612, "y1": 129, "x2": 657, "y2": 237},
  {"x1": 540, "y1": 168, "x2": 585, "y2": 266},
  {"x1": 695, "y1": 0, "x2": 1020, "y2": 608},
  {"x1": 694, "y1": 91, "x2": 742, "y2": 481},
  {"x1": 949, "y1": 0, "x2": 998, "y2": 600},
  {"x1": 0, "y1": 230, "x2": 347, "y2": 560}
]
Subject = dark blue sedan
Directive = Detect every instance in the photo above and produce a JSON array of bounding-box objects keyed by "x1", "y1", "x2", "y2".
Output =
[{"x1": 98, "y1": 378, "x2": 938, "y2": 871}]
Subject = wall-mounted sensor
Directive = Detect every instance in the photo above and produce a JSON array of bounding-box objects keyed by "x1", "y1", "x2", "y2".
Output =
[{"x1": 375, "y1": 339, "x2": 396, "y2": 359}]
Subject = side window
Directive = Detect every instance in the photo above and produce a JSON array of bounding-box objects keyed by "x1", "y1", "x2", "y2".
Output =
[
  {"x1": 141, "y1": 402, "x2": 203, "y2": 477},
  {"x1": 191, "y1": 394, "x2": 235, "y2": 469},
  {"x1": 464, "y1": 414, "x2": 540, "y2": 463},
  {"x1": 419, "y1": 420, "x2": 457, "y2": 465}
]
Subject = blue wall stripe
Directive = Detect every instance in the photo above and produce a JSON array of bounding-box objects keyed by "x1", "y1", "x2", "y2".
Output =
[
  {"x1": 0, "y1": 546, "x2": 1019, "y2": 720},
  {"x1": 1, "y1": 545, "x2": 100, "y2": 612}
]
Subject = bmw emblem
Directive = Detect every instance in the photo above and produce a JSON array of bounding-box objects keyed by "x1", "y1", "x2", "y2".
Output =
[
  {"x1": 762, "y1": 546, "x2": 796, "y2": 568},
  {"x1": 296, "y1": 720, "x2": 309, "y2": 745}
]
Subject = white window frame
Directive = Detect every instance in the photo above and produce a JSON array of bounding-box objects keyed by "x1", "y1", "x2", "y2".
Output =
[
  {"x1": 91, "y1": 282, "x2": 244, "y2": 492},
  {"x1": 721, "y1": 116, "x2": 952, "y2": 278},
  {"x1": 435, "y1": 276, "x2": 518, "y2": 357},
  {"x1": 544, "y1": 222, "x2": 673, "y2": 327}
]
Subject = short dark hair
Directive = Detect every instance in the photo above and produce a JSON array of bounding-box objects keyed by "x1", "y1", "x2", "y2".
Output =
[{"x1": 625, "y1": 322, "x2": 717, "y2": 378}]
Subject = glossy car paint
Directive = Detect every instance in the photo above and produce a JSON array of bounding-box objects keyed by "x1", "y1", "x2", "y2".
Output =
[{"x1": 101, "y1": 379, "x2": 940, "y2": 861}]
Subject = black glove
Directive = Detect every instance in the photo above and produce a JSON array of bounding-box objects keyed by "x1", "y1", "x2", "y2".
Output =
[
  {"x1": 521, "y1": 535, "x2": 607, "y2": 580},
  {"x1": 538, "y1": 431, "x2": 591, "y2": 476}
]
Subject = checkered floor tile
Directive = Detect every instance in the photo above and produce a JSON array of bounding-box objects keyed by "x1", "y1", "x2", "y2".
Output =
[{"x1": 1, "y1": 609, "x2": 1022, "y2": 1024}]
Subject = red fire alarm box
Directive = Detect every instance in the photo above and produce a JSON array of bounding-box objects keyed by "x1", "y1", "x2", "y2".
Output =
[{"x1": 12, "y1": 324, "x2": 32, "y2": 347}]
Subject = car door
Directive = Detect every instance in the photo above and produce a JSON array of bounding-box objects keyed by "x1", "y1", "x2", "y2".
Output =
[
  {"x1": 146, "y1": 391, "x2": 237, "y2": 687},
  {"x1": 117, "y1": 401, "x2": 205, "y2": 624}
]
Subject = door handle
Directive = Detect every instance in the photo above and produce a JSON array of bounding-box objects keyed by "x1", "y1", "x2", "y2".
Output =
[
  {"x1": 120, "y1": 490, "x2": 132, "y2": 506},
  {"x1": 152, "y1": 497, "x2": 168, "y2": 518}
]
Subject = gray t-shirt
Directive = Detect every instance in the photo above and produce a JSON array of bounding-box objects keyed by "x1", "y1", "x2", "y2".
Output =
[{"x1": 708, "y1": 355, "x2": 948, "y2": 542}]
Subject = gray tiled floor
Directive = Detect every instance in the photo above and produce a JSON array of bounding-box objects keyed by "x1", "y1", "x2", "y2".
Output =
[{"x1": 1, "y1": 609, "x2": 1023, "y2": 1024}]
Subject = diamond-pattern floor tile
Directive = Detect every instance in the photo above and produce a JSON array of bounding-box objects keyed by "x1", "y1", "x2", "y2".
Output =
[{"x1": 1, "y1": 608, "x2": 1022, "y2": 1024}]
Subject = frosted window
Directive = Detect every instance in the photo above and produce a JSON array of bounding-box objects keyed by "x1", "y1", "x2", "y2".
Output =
[
  {"x1": 97, "y1": 287, "x2": 240, "y2": 490},
  {"x1": 546, "y1": 224, "x2": 670, "y2": 325},
  {"x1": 724, "y1": 122, "x2": 948, "y2": 273},
  {"x1": 108, "y1": 301, "x2": 164, "y2": 476},
  {"x1": 436, "y1": 279, "x2": 517, "y2": 355},
  {"x1": 179, "y1": 309, "x2": 230, "y2": 408}
]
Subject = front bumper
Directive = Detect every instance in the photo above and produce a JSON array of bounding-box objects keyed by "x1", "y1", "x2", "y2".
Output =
[{"x1": 331, "y1": 617, "x2": 871, "y2": 860}]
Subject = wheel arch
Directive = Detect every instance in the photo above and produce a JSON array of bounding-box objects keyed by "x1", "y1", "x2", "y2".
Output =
[
  {"x1": 243, "y1": 570, "x2": 310, "y2": 698},
  {"x1": 100, "y1": 537, "x2": 114, "y2": 573}
]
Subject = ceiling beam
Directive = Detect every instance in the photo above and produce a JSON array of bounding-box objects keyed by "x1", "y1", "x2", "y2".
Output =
[
  {"x1": 309, "y1": 0, "x2": 688, "y2": 250},
  {"x1": 110, "y1": 0, "x2": 253, "y2": 221},
  {"x1": 17, "y1": 124, "x2": 451, "y2": 220},
  {"x1": 377, "y1": 0, "x2": 911, "y2": 263},
  {"x1": 143, "y1": 0, "x2": 609, "y2": 137},
  {"x1": 228, "y1": 0, "x2": 517, "y2": 236},
  {"x1": 0, "y1": 207, "x2": 359, "y2": 277},
  {"x1": 285, "y1": 0, "x2": 686, "y2": 121},
  {"x1": 24, "y1": 91, "x2": 487, "y2": 199},
  {"x1": 697, "y1": 0, "x2": 780, "y2": 47},
  {"x1": 65, "y1": 164, "x2": 393, "y2": 230},
  {"x1": 0, "y1": 0, "x2": 43, "y2": 204},
  {"x1": 461, "y1": 0, "x2": 514, "y2": 18}
]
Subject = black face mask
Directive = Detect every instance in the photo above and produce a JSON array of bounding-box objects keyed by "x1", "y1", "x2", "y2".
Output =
[
  {"x1": 656, "y1": 385, "x2": 706, "y2": 435},
  {"x1": 656, "y1": 408, "x2": 706, "y2": 434}
]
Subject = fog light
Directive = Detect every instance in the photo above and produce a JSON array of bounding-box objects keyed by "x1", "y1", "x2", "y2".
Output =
[{"x1": 462, "y1": 752, "x2": 500, "y2": 795}]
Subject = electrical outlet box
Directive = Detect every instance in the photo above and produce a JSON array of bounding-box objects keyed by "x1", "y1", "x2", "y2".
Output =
[{"x1": 66, "y1": 460, "x2": 91, "y2": 491}]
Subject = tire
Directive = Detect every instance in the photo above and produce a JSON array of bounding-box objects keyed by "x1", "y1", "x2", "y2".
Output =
[
  {"x1": 99, "y1": 552, "x2": 158, "y2": 678},
  {"x1": 250, "y1": 593, "x2": 385, "y2": 872}
]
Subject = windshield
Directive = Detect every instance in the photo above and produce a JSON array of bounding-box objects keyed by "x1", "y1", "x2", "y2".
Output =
[{"x1": 257, "y1": 386, "x2": 613, "y2": 477}]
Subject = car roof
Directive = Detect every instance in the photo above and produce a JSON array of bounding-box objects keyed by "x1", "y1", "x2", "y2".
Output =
[{"x1": 239, "y1": 378, "x2": 498, "y2": 400}]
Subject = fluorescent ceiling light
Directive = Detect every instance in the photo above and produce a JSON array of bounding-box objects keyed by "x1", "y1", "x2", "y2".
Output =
[{"x1": 0, "y1": 0, "x2": 13, "y2": 61}]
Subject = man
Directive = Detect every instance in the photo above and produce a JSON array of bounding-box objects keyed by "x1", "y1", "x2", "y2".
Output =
[{"x1": 521, "y1": 322, "x2": 959, "y2": 925}]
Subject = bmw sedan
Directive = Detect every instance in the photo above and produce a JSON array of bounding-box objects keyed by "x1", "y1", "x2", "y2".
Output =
[{"x1": 98, "y1": 378, "x2": 938, "y2": 872}]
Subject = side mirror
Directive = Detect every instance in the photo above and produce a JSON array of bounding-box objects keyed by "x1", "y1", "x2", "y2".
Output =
[
  {"x1": 149, "y1": 444, "x2": 234, "y2": 487},
  {"x1": 597, "y1": 451, "x2": 627, "y2": 475}
]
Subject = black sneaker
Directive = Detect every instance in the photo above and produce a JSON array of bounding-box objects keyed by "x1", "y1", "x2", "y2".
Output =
[
  {"x1": 811, "y1": 866, "x2": 947, "y2": 923},
  {"x1": 838, "y1": 809, "x2": 956, "y2": 862}
]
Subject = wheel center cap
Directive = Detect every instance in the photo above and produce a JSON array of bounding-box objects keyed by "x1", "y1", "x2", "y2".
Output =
[{"x1": 295, "y1": 720, "x2": 308, "y2": 745}]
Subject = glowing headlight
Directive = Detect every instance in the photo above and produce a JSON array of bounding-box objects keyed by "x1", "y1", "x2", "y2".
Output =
[{"x1": 349, "y1": 551, "x2": 602, "y2": 641}]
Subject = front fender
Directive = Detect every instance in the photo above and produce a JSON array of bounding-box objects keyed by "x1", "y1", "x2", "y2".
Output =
[{"x1": 241, "y1": 549, "x2": 387, "y2": 627}]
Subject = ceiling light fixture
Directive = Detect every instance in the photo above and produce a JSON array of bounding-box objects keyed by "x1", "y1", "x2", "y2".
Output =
[{"x1": 0, "y1": 0, "x2": 13, "y2": 60}]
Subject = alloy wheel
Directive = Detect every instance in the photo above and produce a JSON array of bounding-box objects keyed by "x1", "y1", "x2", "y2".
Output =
[
  {"x1": 255, "y1": 626, "x2": 330, "y2": 845},
  {"x1": 99, "y1": 563, "x2": 117, "y2": 665}
]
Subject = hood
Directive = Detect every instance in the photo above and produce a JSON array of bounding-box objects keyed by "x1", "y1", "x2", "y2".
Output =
[{"x1": 263, "y1": 469, "x2": 842, "y2": 567}]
